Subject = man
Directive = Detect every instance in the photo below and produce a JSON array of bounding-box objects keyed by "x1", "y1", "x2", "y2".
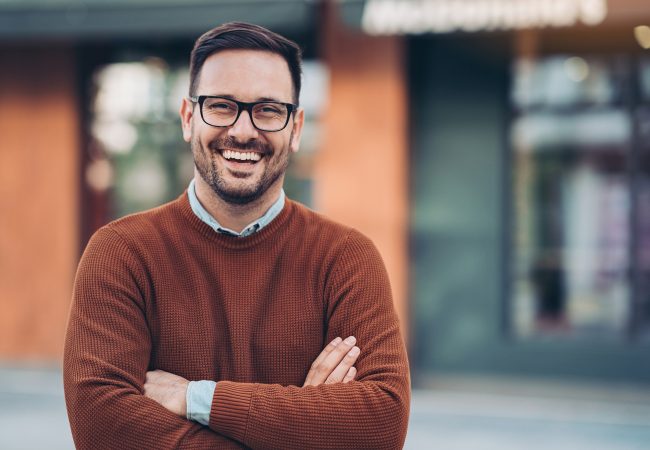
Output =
[{"x1": 64, "y1": 22, "x2": 410, "y2": 449}]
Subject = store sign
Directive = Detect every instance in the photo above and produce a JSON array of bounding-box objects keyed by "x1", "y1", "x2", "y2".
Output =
[{"x1": 361, "y1": 0, "x2": 608, "y2": 35}]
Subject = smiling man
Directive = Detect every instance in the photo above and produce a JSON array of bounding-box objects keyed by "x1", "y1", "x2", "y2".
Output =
[{"x1": 64, "y1": 22, "x2": 410, "y2": 450}]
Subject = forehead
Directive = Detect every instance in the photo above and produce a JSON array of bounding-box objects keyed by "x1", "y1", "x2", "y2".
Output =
[{"x1": 197, "y1": 49, "x2": 293, "y2": 102}]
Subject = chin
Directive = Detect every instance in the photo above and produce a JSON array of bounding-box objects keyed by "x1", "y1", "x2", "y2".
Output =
[{"x1": 214, "y1": 184, "x2": 265, "y2": 205}]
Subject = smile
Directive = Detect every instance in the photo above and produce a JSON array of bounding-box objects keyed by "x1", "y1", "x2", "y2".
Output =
[{"x1": 220, "y1": 149, "x2": 263, "y2": 163}]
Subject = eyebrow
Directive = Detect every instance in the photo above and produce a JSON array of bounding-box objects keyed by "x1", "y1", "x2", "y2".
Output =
[{"x1": 206, "y1": 94, "x2": 288, "y2": 104}]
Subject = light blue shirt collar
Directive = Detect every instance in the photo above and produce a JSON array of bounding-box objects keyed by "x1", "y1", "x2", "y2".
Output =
[{"x1": 187, "y1": 178, "x2": 285, "y2": 237}]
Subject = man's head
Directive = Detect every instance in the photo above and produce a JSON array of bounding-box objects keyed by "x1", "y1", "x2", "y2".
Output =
[
  {"x1": 189, "y1": 22, "x2": 302, "y2": 105},
  {"x1": 180, "y1": 22, "x2": 304, "y2": 206}
]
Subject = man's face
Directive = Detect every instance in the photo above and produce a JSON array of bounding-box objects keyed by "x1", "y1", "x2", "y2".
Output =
[{"x1": 180, "y1": 49, "x2": 304, "y2": 205}]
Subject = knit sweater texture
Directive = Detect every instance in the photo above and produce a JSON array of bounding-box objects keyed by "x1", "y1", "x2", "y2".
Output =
[{"x1": 63, "y1": 192, "x2": 410, "y2": 450}]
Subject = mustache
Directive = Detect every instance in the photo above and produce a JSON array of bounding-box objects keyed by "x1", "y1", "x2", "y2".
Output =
[{"x1": 209, "y1": 137, "x2": 271, "y2": 154}]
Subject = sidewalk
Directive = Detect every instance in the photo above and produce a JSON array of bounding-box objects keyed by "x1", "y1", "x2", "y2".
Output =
[
  {"x1": 1, "y1": 367, "x2": 649, "y2": 449},
  {"x1": 404, "y1": 376, "x2": 650, "y2": 450},
  {"x1": 0, "y1": 367, "x2": 73, "y2": 450}
]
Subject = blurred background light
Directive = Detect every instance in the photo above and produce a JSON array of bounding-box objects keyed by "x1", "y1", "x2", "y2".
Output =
[
  {"x1": 91, "y1": 120, "x2": 138, "y2": 154},
  {"x1": 634, "y1": 25, "x2": 650, "y2": 49},
  {"x1": 85, "y1": 158, "x2": 114, "y2": 193},
  {"x1": 120, "y1": 157, "x2": 168, "y2": 204},
  {"x1": 564, "y1": 56, "x2": 590, "y2": 83}
]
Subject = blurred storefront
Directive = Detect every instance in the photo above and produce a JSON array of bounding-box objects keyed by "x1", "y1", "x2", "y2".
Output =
[
  {"x1": 1, "y1": 0, "x2": 649, "y2": 386},
  {"x1": 336, "y1": 0, "x2": 650, "y2": 383}
]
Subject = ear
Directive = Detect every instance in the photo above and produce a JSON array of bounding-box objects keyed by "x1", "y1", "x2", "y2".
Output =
[
  {"x1": 179, "y1": 97, "x2": 194, "y2": 143},
  {"x1": 289, "y1": 108, "x2": 305, "y2": 153}
]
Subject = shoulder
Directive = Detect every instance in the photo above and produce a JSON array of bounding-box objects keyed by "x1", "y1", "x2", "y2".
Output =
[
  {"x1": 288, "y1": 200, "x2": 354, "y2": 243},
  {"x1": 291, "y1": 204, "x2": 393, "y2": 303},
  {"x1": 87, "y1": 195, "x2": 186, "y2": 255},
  {"x1": 107, "y1": 194, "x2": 184, "y2": 237},
  {"x1": 288, "y1": 200, "x2": 350, "y2": 233},
  {"x1": 287, "y1": 200, "x2": 381, "y2": 261}
]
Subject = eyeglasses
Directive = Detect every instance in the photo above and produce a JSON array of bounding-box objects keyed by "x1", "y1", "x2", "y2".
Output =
[{"x1": 189, "y1": 95, "x2": 297, "y2": 132}]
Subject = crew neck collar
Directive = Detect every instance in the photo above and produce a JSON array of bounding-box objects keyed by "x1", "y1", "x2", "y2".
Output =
[
  {"x1": 175, "y1": 189, "x2": 294, "y2": 249},
  {"x1": 187, "y1": 178, "x2": 285, "y2": 237}
]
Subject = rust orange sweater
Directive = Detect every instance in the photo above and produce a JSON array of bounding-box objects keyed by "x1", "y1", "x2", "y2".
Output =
[{"x1": 63, "y1": 192, "x2": 410, "y2": 449}]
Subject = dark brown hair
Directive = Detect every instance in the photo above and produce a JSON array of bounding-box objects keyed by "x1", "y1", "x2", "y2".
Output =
[{"x1": 189, "y1": 22, "x2": 303, "y2": 104}]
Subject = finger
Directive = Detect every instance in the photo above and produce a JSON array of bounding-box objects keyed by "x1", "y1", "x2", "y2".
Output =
[
  {"x1": 318, "y1": 335, "x2": 356, "y2": 374},
  {"x1": 306, "y1": 336, "x2": 357, "y2": 386},
  {"x1": 342, "y1": 366, "x2": 357, "y2": 383},
  {"x1": 304, "y1": 336, "x2": 357, "y2": 386},
  {"x1": 310, "y1": 337, "x2": 343, "y2": 372},
  {"x1": 303, "y1": 337, "x2": 342, "y2": 386},
  {"x1": 325, "y1": 346, "x2": 360, "y2": 384}
]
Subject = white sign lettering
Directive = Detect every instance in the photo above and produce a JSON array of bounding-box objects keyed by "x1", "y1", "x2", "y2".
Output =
[{"x1": 361, "y1": 0, "x2": 608, "y2": 35}]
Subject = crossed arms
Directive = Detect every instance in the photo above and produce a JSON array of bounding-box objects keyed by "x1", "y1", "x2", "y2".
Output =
[{"x1": 144, "y1": 335, "x2": 361, "y2": 419}]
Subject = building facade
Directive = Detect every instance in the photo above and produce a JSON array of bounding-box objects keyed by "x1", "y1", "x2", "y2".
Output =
[{"x1": 1, "y1": 0, "x2": 649, "y2": 385}]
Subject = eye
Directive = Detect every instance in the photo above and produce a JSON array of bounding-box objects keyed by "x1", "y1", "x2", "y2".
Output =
[
  {"x1": 256, "y1": 104, "x2": 283, "y2": 115},
  {"x1": 203, "y1": 99, "x2": 237, "y2": 114},
  {"x1": 209, "y1": 102, "x2": 235, "y2": 111}
]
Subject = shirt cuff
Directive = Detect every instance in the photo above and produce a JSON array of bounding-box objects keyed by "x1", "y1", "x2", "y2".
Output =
[{"x1": 186, "y1": 380, "x2": 217, "y2": 426}]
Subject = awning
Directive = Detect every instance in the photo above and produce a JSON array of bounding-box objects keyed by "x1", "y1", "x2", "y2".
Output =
[{"x1": 0, "y1": 0, "x2": 316, "y2": 40}]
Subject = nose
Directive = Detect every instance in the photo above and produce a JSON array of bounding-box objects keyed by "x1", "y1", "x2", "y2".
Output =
[{"x1": 227, "y1": 110, "x2": 259, "y2": 143}]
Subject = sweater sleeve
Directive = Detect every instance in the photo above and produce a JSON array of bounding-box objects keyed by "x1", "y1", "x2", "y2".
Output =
[
  {"x1": 63, "y1": 227, "x2": 245, "y2": 450},
  {"x1": 207, "y1": 230, "x2": 411, "y2": 449}
]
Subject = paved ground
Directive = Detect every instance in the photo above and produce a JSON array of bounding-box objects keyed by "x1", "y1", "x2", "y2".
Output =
[
  {"x1": 1, "y1": 366, "x2": 649, "y2": 449},
  {"x1": 404, "y1": 377, "x2": 650, "y2": 450}
]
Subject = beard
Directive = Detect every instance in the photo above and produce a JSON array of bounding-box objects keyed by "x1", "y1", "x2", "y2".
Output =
[{"x1": 192, "y1": 133, "x2": 291, "y2": 205}]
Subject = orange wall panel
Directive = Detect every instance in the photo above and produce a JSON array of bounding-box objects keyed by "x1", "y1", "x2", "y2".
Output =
[
  {"x1": 0, "y1": 46, "x2": 79, "y2": 361},
  {"x1": 317, "y1": 6, "x2": 410, "y2": 341}
]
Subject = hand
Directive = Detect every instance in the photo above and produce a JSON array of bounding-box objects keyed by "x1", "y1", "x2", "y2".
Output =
[
  {"x1": 303, "y1": 336, "x2": 360, "y2": 387},
  {"x1": 143, "y1": 369, "x2": 189, "y2": 417}
]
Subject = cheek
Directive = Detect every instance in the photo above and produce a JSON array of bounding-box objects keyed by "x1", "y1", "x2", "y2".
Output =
[
  {"x1": 274, "y1": 133, "x2": 293, "y2": 152},
  {"x1": 196, "y1": 128, "x2": 225, "y2": 149}
]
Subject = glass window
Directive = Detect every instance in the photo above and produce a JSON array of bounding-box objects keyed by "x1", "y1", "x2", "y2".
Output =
[
  {"x1": 640, "y1": 56, "x2": 650, "y2": 102},
  {"x1": 510, "y1": 54, "x2": 634, "y2": 340},
  {"x1": 636, "y1": 102, "x2": 650, "y2": 341},
  {"x1": 88, "y1": 58, "x2": 193, "y2": 218},
  {"x1": 512, "y1": 55, "x2": 629, "y2": 109}
]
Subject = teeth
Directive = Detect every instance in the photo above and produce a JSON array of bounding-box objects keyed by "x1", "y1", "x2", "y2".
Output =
[{"x1": 222, "y1": 150, "x2": 262, "y2": 162}]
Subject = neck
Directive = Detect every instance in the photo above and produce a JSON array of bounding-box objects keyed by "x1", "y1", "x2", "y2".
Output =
[{"x1": 193, "y1": 171, "x2": 283, "y2": 233}]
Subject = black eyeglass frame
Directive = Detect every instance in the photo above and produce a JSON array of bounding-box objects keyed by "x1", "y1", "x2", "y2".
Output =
[{"x1": 189, "y1": 95, "x2": 298, "y2": 132}]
